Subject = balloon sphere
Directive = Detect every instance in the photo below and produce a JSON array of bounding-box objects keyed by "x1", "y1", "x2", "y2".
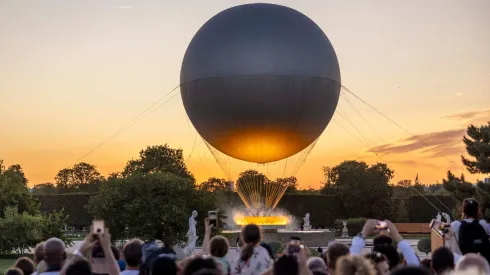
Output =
[{"x1": 180, "y1": 3, "x2": 341, "y2": 163}]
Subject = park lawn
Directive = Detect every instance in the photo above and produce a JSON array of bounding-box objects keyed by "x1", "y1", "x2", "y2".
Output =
[{"x1": 0, "y1": 259, "x2": 16, "y2": 274}]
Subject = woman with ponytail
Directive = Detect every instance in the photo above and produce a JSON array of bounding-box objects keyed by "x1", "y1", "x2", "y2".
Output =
[{"x1": 231, "y1": 224, "x2": 272, "y2": 275}]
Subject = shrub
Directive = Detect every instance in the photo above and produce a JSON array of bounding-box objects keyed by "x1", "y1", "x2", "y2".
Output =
[{"x1": 417, "y1": 237, "x2": 431, "y2": 255}]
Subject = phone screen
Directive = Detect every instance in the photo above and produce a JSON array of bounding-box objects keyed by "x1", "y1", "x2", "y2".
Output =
[
  {"x1": 93, "y1": 220, "x2": 105, "y2": 234},
  {"x1": 208, "y1": 211, "x2": 218, "y2": 227}
]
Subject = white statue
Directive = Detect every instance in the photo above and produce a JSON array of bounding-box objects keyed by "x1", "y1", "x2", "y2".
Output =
[
  {"x1": 184, "y1": 210, "x2": 198, "y2": 256},
  {"x1": 436, "y1": 212, "x2": 442, "y2": 222},
  {"x1": 341, "y1": 220, "x2": 349, "y2": 238},
  {"x1": 303, "y1": 213, "x2": 310, "y2": 226},
  {"x1": 442, "y1": 212, "x2": 451, "y2": 223}
]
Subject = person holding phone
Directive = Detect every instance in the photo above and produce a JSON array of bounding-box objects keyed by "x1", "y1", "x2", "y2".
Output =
[
  {"x1": 202, "y1": 217, "x2": 231, "y2": 275},
  {"x1": 350, "y1": 219, "x2": 419, "y2": 269},
  {"x1": 66, "y1": 221, "x2": 120, "y2": 275}
]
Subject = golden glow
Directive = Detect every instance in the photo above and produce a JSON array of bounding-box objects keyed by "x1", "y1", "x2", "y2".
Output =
[
  {"x1": 213, "y1": 130, "x2": 310, "y2": 163},
  {"x1": 234, "y1": 215, "x2": 289, "y2": 226}
]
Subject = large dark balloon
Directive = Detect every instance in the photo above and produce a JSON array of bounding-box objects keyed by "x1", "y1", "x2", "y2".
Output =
[{"x1": 180, "y1": 3, "x2": 340, "y2": 163}]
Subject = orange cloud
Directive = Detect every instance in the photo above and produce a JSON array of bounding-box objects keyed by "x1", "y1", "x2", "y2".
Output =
[
  {"x1": 368, "y1": 129, "x2": 465, "y2": 156},
  {"x1": 441, "y1": 109, "x2": 490, "y2": 123}
]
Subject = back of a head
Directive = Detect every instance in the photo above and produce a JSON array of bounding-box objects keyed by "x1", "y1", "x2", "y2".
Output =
[
  {"x1": 43, "y1": 238, "x2": 66, "y2": 266},
  {"x1": 335, "y1": 255, "x2": 376, "y2": 275},
  {"x1": 183, "y1": 257, "x2": 219, "y2": 275},
  {"x1": 274, "y1": 255, "x2": 299, "y2": 275},
  {"x1": 191, "y1": 269, "x2": 222, "y2": 275},
  {"x1": 307, "y1": 257, "x2": 327, "y2": 273},
  {"x1": 15, "y1": 257, "x2": 35, "y2": 275},
  {"x1": 420, "y1": 259, "x2": 433, "y2": 275},
  {"x1": 455, "y1": 253, "x2": 490, "y2": 274},
  {"x1": 5, "y1": 268, "x2": 24, "y2": 275},
  {"x1": 431, "y1": 247, "x2": 454, "y2": 274},
  {"x1": 462, "y1": 198, "x2": 479, "y2": 218},
  {"x1": 327, "y1": 242, "x2": 349, "y2": 271},
  {"x1": 151, "y1": 257, "x2": 177, "y2": 275},
  {"x1": 373, "y1": 244, "x2": 400, "y2": 270},
  {"x1": 123, "y1": 239, "x2": 143, "y2": 268},
  {"x1": 34, "y1": 242, "x2": 44, "y2": 264},
  {"x1": 210, "y1": 236, "x2": 229, "y2": 258},
  {"x1": 240, "y1": 224, "x2": 261, "y2": 262},
  {"x1": 373, "y1": 235, "x2": 393, "y2": 246},
  {"x1": 391, "y1": 266, "x2": 430, "y2": 275},
  {"x1": 66, "y1": 258, "x2": 92, "y2": 275}
]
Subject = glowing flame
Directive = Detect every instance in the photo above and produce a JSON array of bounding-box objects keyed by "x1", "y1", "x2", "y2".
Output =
[{"x1": 234, "y1": 214, "x2": 289, "y2": 226}]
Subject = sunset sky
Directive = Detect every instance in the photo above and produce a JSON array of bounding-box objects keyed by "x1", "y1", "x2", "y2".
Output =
[{"x1": 1, "y1": 0, "x2": 489, "y2": 188}]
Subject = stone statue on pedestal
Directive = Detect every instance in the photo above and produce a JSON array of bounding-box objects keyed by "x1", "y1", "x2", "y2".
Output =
[
  {"x1": 303, "y1": 213, "x2": 310, "y2": 226},
  {"x1": 184, "y1": 210, "x2": 198, "y2": 256},
  {"x1": 303, "y1": 213, "x2": 311, "y2": 231},
  {"x1": 341, "y1": 220, "x2": 349, "y2": 238},
  {"x1": 442, "y1": 212, "x2": 451, "y2": 223},
  {"x1": 436, "y1": 212, "x2": 442, "y2": 222}
]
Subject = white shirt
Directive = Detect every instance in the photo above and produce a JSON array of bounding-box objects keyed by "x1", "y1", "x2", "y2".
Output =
[
  {"x1": 450, "y1": 218, "x2": 489, "y2": 242},
  {"x1": 121, "y1": 270, "x2": 139, "y2": 275},
  {"x1": 231, "y1": 245, "x2": 272, "y2": 275}
]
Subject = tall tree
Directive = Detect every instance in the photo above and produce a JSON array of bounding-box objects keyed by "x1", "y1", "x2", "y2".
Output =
[
  {"x1": 199, "y1": 177, "x2": 229, "y2": 193},
  {"x1": 462, "y1": 122, "x2": 490, "y2": 174},
  {"x1": 88, "y1": 172, "x2": 217, "y2": 245},
  {"x1": 321, "y1": 160, "x2": 394, "y2": 219},
  {"x1": 275, "y1": 176, "x2": 298, "y2": 194},
  {"x1": 396, "y1": 180, "x2": 412, "y2": 188},
  {"x1": 0, "y1": 161, "x2": 38, "y2": 216},
  {"x1": 442, "y1": 171, "x2": 475, "y2": 201},
  {"x1": 122, "y1": 145, "x2": 194, "y2": 181},
  {"x1": 55, "y1": 162, "x2": 105, "y2": 193}
]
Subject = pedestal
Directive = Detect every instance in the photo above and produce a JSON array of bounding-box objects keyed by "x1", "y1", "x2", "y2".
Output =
[
  {"x1": 431, "y1": 228, "x2": 445, "y2": 253},
  {"x1": 303, "y1": 225, "x2": 311, "y2": 231}
]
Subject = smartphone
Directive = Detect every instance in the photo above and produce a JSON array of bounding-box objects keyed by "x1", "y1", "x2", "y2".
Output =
[
  {"x1": 376, "y1": 221, "x2": 387, "y2": 230},
  {"x1": 93, "y1": 220, "x2": 105, "y2": 234},
  {"x1": 208, "y1": 211, "x2": 218, "y2": 227},
  {"x1": 288, "y1": 237, "x2": 301, "y2": 254}
]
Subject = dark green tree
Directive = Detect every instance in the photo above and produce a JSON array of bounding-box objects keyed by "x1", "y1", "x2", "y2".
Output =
[
  {"x1": 122, "y1": 145, "x2": 194, "y2": 181},
  {"x1": 462, "y1": 122, "x2": 490, "y2": 174},
  {"x1": 275, "y1": 176, "x2": 298, "y2": 194},
  {"x1": 88, "y1": 172, "x2": 217, "y2": 245},
  {"x1": 199, "y1": 177, "x2": 229, "y2": 193},
  {"x1": 442, "y1": 171, "x2": 475, "y2": 201},
  {"x1": 55, "y1": 162, "x2": 105, "y2": 193},
  {"x1": 321, "y1": 160, "x2": 394, "y2": 219},
  {"x1": 0, "y1": 161, "x2": 39, "y2": 216}
]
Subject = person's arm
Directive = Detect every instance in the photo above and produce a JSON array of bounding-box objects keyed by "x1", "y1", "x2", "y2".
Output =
[
  {"x1": 99, "y1": 228, "x2": 120, "y2": 275},
  {"x1": 202, "y1": 218, "x2": 213, "y2": 254},
  {"x1": 298, "y1": 246, "x2": 313, "y2": 275},
  {"x1": 444, "y1": 226, "x2": 462, "y2": 263},
  {"x1": 386, "y1": 221, "x2": 419, "y2": 267},
  {"x1": 350, "y1": 219, "x2": 377, "y2": 255}
]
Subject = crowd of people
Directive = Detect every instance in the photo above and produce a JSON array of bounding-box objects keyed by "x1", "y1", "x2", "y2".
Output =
[{"x1": 3, "y1": 198, "x2": 490, "y2": 275}]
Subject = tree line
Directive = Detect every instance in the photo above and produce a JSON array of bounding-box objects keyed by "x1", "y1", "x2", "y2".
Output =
[{"x1": 0, "y1": 122, "x2": 488, "y2": 249}]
